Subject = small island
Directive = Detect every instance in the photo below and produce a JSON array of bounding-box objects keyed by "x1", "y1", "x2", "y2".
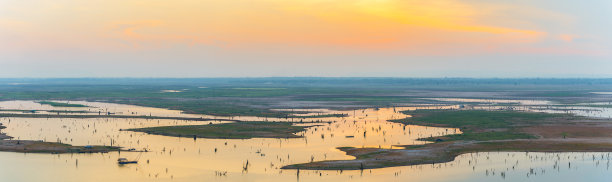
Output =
[
  {"x1": 283, "y1": 110, "x2": 612, "y2": 170},
  {"x1": 1, "y1": 123, "x2": 120, "y2": 154},
  {"x1": 38, "y1": 101, "x2": 89, "y2": 107},
  {"x1": 127, "y1": 122, "x2": 311, "y2": 139},
  {"x1": 0, "y1": 139, "x2": 121, "y2": 153}
]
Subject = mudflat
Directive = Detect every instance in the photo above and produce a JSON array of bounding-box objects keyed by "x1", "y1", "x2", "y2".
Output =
[{"x1": 283, "y1": 110, "x2": 612, "y2": 170}]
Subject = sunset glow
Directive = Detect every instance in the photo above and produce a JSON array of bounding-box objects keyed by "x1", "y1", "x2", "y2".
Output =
[
  {"x1": 1, "y1": 1, "x2": 612, "y2": 181},
  {"x1": 1, "y1": 0, "x2": 611, "y2": 77}
]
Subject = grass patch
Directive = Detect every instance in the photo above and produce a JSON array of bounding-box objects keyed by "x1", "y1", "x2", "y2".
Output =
[
  {"x1": 356, "y1": 151, "x2": 389, "y2": 159},
  {"x1": 1, "y1": 78, "x2": 610, "y2": 117},
  {"x1": 296, "y1": 95, "x2": 414, "y2": 105},
  {"x1": 127, "y1": 122, "x2": 310, "y2": 139},
  {"x1": 583, "y1": 104, "x2": 612, "y2": 108},
  {"x1": 516, "y1": 91, "x2": 592, "y2": 97},
  {"x1": 47, "y1": 110, "x2": 95, "y2": 113},
  {"x1": 0, "y1": 109, "x2": 39, "y2": 113},
  {"x1": 288, "y1": 113, "x2": 347, "y2": 118},
  {"x1": 38, "y1": 101, "x2": 88, "y2": 107},
  {"x1": 421, "y1": 131, "x2": 536, "y2": 142},
  {"x1": 396, "y1": 110, "x2": 561, "y2": 131},
  {"x1": 392, "y1": 110, "x2": 566, "y2": 142}
]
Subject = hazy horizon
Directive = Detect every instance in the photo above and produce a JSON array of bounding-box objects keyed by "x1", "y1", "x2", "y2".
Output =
[
  {"x1": 2, "y1": 0, "x2": 611, "y2": 77},
  {"x1": 2, "y1": 77, "x2": 612, "y2": 79}
]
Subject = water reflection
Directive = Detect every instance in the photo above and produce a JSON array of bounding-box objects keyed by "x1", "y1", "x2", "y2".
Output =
[{"x1": 0, "y1": 100, "x2": 611, "y2": 181}]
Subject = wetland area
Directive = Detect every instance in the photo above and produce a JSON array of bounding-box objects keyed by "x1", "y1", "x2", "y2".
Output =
[
  {"x1": 1, "y1": 78, "x2": 612, "y2": 182},
  {"x1": 4, "y1": 0, "x2": 612, "y2": 181}
]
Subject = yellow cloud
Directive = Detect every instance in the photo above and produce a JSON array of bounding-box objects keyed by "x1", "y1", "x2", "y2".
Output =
[{"x1": 2, "y1": 0, "x2": 582, "y2": 56}]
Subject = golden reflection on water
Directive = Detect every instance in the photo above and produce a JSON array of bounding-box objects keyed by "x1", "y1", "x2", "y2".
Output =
[{"x1": 0, "y1": 101, "x2": 611, "y2": 182}]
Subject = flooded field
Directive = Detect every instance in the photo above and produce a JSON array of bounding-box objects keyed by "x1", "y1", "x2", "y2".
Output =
[
  {"x1": 428, "y1": 98, "x2": 612, "y2": 119},
  {"x1": 3, "y1": 0, "x2": 611, "y2": 178},
  {"x1": 0, "y1": 100, "x2": 611, "y2": 181}
]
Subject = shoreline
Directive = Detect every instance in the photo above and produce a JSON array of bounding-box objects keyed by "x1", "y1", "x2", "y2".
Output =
[
  {"x1": 0, "y1": 124, "x2": 123, "y2": 154},
  {"x1": 282, "y1": 139, "x2": 612, "y2": 170},
  {"x1": 282, "y1": 110, "x2": 612, "y2": 170},
  {"x1": 0, "y1": 113, "x2": 338, "y2": 123}
]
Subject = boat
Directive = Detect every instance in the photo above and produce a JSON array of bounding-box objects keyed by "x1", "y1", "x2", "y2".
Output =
[
  {"x1": 117, "y1": 158, "x2": 138, "y2": 164},
  {"x1": 118, "y1": 150, "x2": 143, "y2": 165}
]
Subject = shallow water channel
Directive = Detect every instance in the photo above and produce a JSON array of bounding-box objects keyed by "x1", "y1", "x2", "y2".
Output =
[{"x1": 0, "y1": 100, "x2": 610, "y2": 182}]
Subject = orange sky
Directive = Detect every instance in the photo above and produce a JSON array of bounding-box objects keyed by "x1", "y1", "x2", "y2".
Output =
[{"x1": 0, "y1": 0, "x2": 611, "y2": 77}]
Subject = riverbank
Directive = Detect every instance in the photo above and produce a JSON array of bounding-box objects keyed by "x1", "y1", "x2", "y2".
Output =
[
  {"x1": 283, "y1": 110, "x2": 612, "y2": 170},
  {"x1": 283, "y1": 139, "x2": 612, "y2": 170},
  {"x1": 0, "y1": 124, "x2": 122, "y2": 154},
  {"x1": 0, "y1": 139, "x2": 121, "y2": 154}
]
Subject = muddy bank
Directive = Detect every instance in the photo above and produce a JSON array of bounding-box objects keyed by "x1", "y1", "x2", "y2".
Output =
[
  {"x1": 282, "y1": 139, "x2": 612, "y2": 170},
  {"x1": 0, "y1": 140, "x2": 121, "y2": 154},
  {"x1": 0, "y1": 124, "x2": 121, "y2": 154},
  {"x1": 283, "y1": 110, "x2": 612, "y2": 170},
  {"x1": 0, "y1": 132, "x2": 10, "y2": 140},
  {"x1": 127, "y1": 122, "x2": 315, "y2": 139}
]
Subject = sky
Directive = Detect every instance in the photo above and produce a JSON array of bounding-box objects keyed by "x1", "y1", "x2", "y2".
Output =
[{"x1": 1, "y1": 0, "x2": 611, "y2": 78}]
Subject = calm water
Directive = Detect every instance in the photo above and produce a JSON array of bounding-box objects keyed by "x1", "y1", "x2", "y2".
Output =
[
  {"x1": 428, "y1": 98, "x2": 612, "y2": 119},
  {"x1": 0, "y1": 101, "x2": 611, "y2": 182}
]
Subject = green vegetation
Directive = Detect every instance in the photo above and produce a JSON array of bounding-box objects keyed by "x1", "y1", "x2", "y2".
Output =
[
  {"x1": 283, "y1": 140, "x2": 612, "y2": 170},
  {"x1": 583, "y1": 104, "x2": 612, "y2": 108},
  {"x1": 288, "y1": 113, "x2": 347, "y2": 118},
  {"x1": 0, "y1": 109, "x2": 38, "y2": 113},
  {"x1": 398, "y1": 110, "x2": 560, "y2": 129},
  {"x1": 515, "y1": 91, "x2": 592, "y2": 97},
  {"x1": 1, "y1": 127, "x2": 120, "y2": 154},
  {"x1": 392, "y1": 110, "x2": 566, "y2": 142},
  {"x1": 0, "y1": 113, "x2": 229, "y2": 121},
  {"x1": 284, "y1": 110, "x2": 612, "y2": 170},
  {"x1": 296, "y1": 95, "x2": 415, "y2": 106},
  {"x1": 38, "y1": 101, "x2": 88, "y2": 107},
  {"x1": 420, "y1": 131, "x2": 536, "y2": 142},
  {"x1": 115, "y1": 99, "x2": 286, "y2": 117},
  {"x1": 127, "y1": 122, "x2": 311, "y2": 139},
  {"x1": 47, "y1": 110, "x2": 95, "y2": 113},
  {"x1": 0, "y1": 140, "x2": 121, "y2": 154},
  {"x1": 1, "y1": 78, "x2": 610, "y2": 117},
  {"x1": 1, "y1": 85, "x2": 384, "y2": 117}
]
